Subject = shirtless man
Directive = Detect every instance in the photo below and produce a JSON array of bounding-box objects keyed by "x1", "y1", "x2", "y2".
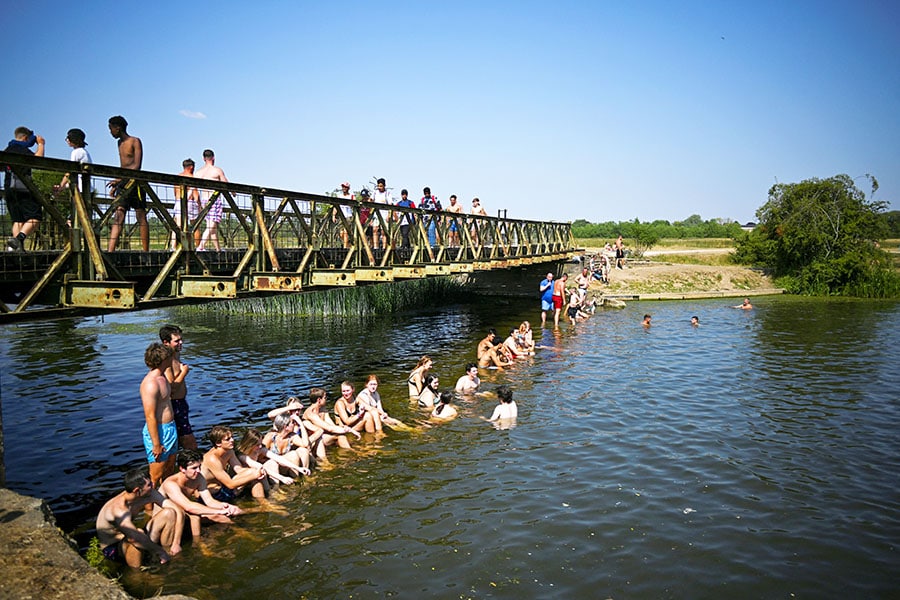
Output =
[
  {"x1": 574, "y1": 267, "x2": 591, "y2": 301},
  {"x1": 642, "y1": 314, "x2": 652, "y2": 328},
  {"x1": 477, "y1": 329, "x2": 506, "y2": 368},
  {"x1": 446, "y1": 194, "x2": 464, "y2": 247},
  {"x1": 171, "y1": 158, "x2": 201, "y2": 249},
  {"x1": 734, "y1": 298, "x2": 753, "y2": 310},
  {"x1": 141, "y1": 342, "x2": 178, "y2": 487},
  {"x1": 503, "y1": 328, "x2": 525, "y2": 359},
  {"x1": 202, "y1": 425, "x2": 268, "y2": 501},
  {"x1": 160, "y1": 449, "x2": 241, "y2": 539},
  {"x1": 303, "y1": 387, "x2": 358, "y2": 461},
  {"x1": 455, "y1": 363, "x2": 481, "y2": 394},
  {"x1": 552, "y1": 273, "x2": 568, "y2": 327},
  {"x1": 195, "y1": 149, "x2": 229, "y2": 251},
  {"x1": 159, "y1": 325, "x2": 196, "y2": 450},
  {"x1": 95, "y1": 467, "x2": 183, "y2": 568},
  {"x1": 107, "y1": 115, "x2": 148, "y2": 251}
]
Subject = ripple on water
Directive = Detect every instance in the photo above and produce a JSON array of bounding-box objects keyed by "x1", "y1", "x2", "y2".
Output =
[{"x1": 1, "y1": 298, "x2": 899, "y2": 597}]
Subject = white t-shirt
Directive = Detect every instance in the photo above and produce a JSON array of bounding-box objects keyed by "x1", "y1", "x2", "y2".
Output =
[{"x1": 70, "y1": 147, "x2": 93, "y2": 193}]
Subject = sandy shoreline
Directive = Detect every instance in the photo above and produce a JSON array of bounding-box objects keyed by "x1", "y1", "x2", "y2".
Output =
[{"x1": 571, "y1": 248, "x2": 783, "y2": 300}]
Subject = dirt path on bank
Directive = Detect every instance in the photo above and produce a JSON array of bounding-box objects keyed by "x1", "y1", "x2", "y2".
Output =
[{"x1": 574, "y1": 248, "x2": 781, "y2": 298}]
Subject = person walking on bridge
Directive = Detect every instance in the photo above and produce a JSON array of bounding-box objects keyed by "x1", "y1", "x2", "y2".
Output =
[
  {"x1": 107, "y1": 115, "x2": 148, "y2": 251},
  {"x1": 4, "y1": 126, "x2": 45, "y2": 252},
  {"x1": 196, "y1": 149, "x2": 229, "y2": 251}
]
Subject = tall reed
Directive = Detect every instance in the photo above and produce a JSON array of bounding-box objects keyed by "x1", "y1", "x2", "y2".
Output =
[{"x1": 187, "y1": 276, "x2": 469, "y2": 316}]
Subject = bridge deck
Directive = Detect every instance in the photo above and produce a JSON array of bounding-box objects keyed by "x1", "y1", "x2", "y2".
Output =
[{"x1": 0, "y1": 151, "x2": 575, "y2": 320}]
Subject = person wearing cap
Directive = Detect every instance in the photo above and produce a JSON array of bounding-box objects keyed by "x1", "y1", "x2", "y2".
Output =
[
  {"x1": 420, "y1": 186, "x2": 441, "y2": 247},
  {"x1": 58, "y1": 128, "x2": 93, "y2": 195},
  {"x1": 107, "y1": 115, "x2": 148, "y2": 252},
  {"x1": 4, "y1": 126, "x2": 45, "y2": 251},
  {"x1": 395, "y1": 189, "x2": 415, "y2": 248},
  {"x1": 333, "y1": 182, "x2": 354, "y2": 248}
]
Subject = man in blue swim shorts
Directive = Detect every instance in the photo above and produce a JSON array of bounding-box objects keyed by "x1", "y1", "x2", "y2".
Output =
[{"x1": 141, "y1": 342, "x2": 179, "y2": 486}]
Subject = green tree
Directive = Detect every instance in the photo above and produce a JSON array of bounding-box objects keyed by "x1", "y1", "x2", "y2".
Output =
[{"x1": 733, "y1": 174, "x2": 899, "y2": 297}]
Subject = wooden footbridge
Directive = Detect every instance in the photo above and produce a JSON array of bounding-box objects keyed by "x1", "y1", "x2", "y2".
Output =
[{"x1": 0, "y1": 151, "x2": 575, "y2": 322}]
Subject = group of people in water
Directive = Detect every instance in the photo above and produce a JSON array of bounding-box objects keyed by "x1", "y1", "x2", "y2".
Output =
[{"x1": 96, "y1": 324, "x2": 519, "y2": 568}]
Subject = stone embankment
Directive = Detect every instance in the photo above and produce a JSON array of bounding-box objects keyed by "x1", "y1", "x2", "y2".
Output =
[{"x1": 0, "y1": 488, "x2": 194, "y2": 600}]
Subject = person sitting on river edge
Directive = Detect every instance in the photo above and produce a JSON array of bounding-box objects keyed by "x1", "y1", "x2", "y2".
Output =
[{"x1": 95, "y1": 466, "x2": 183, "y2": 568}]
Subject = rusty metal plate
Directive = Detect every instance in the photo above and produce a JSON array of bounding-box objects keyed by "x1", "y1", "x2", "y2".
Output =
[
  {"x1": 64, "y1": 280, "x2": 135, "y2": 309},
  {"x1": 392, "y1": 266, "x2": 425, "y2": 279},
  {"x1": 472, "y1": 261, "x2": 492, "y2": 270},
  {"x1": 355, "y1": 268, "x2": 394, "y2": 282},
  {"x1": 179, "y1": 276, "x2": 238, "y2": 298},
  {"x1": 425, "y1": 265, "x2": 450, "y2": 275},
  {"x1": 310, "y1": 270, "x2": 357, "y2": 287},
  {"x1": 449, "y1": 262, "x2": 474, "y2": 273},
  {"x1": 252, "y1": 273, "x2": 303, "y2": 291}
]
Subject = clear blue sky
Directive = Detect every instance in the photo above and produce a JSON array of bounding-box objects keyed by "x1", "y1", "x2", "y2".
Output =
[{"x1": 5, "y1": 0, "x2": 898, "y2": 224}]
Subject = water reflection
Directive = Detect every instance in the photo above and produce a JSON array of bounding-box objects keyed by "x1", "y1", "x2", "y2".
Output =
[{"x1": 0, "y1": 296, "x2": 898, "y2": 598}]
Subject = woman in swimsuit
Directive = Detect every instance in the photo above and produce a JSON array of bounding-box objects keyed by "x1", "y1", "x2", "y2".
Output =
[
  {"x1": 431, "y1": 391, "x2": 458, "y2": 420},
  {"x1": 417, "y1": 374, "x2": 441, "y2": 408},
  {"x1": 356, "y1": 374, "x2": 406, "y2": 431},
  {"x1": 237, "y1": 427, "x2": 309, "y2": 485},
  {"x1": 407, "y1": 355, "x2": 433, "y2": 401},
  {"x1": 334, "y1": 380, "x2": 374, "y2": 433},
  {"x1": 518, "y1": 321, "x2": 535, "y2": 354},
  {"x1": 262, "y1": 415, "x2": 313, "y2": 475}
]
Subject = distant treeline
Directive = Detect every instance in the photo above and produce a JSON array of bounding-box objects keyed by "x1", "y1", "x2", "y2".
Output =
[
  {"x1": 572, "y1": 215, "x2": 744, "y2": 240},
  {"x1": 886, "y1": 211, "x2": 900, "y2": 238}
]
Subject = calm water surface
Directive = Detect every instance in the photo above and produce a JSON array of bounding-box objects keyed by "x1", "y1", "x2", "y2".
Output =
[{"x1": 1, "y1": 295, "x2": 898, "y2": 599}]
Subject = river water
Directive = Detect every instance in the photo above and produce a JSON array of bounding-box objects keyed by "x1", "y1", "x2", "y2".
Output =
[{"x1": 1, "y1": 295, "x2": 898, "y2": 598}]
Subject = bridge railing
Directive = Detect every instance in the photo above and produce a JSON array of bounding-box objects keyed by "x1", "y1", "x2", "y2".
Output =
[{"x1": 0, "y1": 151, "x2": 574, "y2": 315}]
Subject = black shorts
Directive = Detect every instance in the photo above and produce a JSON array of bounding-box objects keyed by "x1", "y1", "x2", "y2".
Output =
[
  {"x1": 113, "y1": 183, "x2": 148, "y2": 211},
  {"x1": 5, "y1": 189, "x2": 43, "y2": 222}
]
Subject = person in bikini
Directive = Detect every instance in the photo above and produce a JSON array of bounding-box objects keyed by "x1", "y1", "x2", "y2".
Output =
[
  {"x1": 261, "y1": 415, "x2": 313, "y2": 478},
  {"x1": 417, "y1": 374, "x2": 441, "y2": 408},
  {"x1": 334, "y1": 381, "x2": 375, "y2": 433},
  {"x1": 356, "y1": 374, "x2": 406, "y2": 431},
  {"x1": 407, "y1": 355, "x2": 433, "y2": 401}
]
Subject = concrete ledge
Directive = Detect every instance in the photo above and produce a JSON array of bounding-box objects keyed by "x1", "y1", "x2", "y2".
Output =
[{"x1": 0, "y1": 488, "x2": 194, "y2": 600}]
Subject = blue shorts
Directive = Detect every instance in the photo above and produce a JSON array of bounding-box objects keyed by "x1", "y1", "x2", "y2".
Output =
[
  {"x1": 142, "y1": 421, "x2": 178, "y2": 463},
  {"x1": 542, "y1": 299, "x2": 553, "y2": 311},
  {"x1": 212, "y1": 487, "x2": 237, "y2": 503},
  {"x1": 449, "y1": 221, "x2": 459, "y2": 232}
]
